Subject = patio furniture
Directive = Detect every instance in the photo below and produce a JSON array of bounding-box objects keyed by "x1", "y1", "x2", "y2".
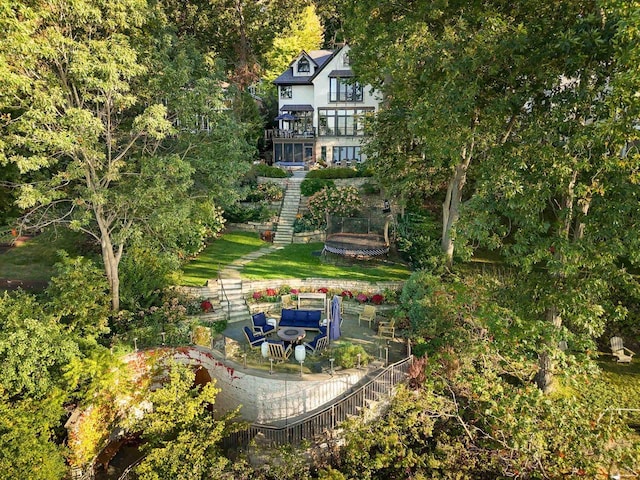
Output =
[
  {"x1": 279, "y1": 308, "x2": 322, "y2": 330},
  {"x1": 281, "y1": 294, "x2": 297, "y2": 309},
  {"x1": 610, "y1": 336, "x2": 635, "y2": 363},
  {"x1": 358, "y1": 305, "x2": 377, "y2": 328},
  {"x1": 304, "y1": 332, "x2": 329, "y2": 354},
  {"x1": 243, "y1": 326, "x2": 266, "y2": 348},
  {"x1": 378, "y1": 318, "x2": 395, "y2": 339},
  {"x1": 277, "y1": 327, "x2": 306, "y2": 344},
  {"x1": 252, "y1": 312, "x2": 275, "y2": 335},
  {"x1": 266, "y1": 340, "x2": 292, "y2": 361}
]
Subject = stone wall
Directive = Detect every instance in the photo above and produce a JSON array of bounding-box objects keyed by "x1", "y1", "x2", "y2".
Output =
[
  {"x1": 172, "y1": 347, "x2": 368, "y2": 424},
  {"x1": 243, "y1": 278, "x2": 404, "y2": 296}
]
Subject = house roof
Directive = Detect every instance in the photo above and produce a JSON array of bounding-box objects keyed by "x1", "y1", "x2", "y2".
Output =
[
  {"x1": 280, "y1": 104, "x2": 314, "y2": 112},
  {"x1": 273, "y1": 49, "x2": 338, "y2": 85}
]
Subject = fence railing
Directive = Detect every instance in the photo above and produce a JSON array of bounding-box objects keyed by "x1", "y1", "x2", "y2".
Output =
[{"x1": 223, "y1": 355, "x2": 413, "y2": 449}]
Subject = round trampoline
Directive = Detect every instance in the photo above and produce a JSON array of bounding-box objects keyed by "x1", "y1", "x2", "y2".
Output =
[{"x1": 323, "y1": 215, "x2": 391, "y2": 258}]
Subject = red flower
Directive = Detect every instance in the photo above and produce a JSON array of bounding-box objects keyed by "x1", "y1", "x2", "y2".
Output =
[
  {"x1": 341, "y1": 290, "x2": 353, "y2": 298},
  {"x1": 266, "y1": 288, "x2": 277, "y2": 297},
  {"x1": 371, "y1": 294, "x2": 384, "y2": 305},
  {"x1": 356, "y1": 293, "x2": 368, "y2": 303},
  {"x1": 317, "y1": 287, "x2": 328, "y2": 293},
  {"x1": 253, "y1": 291, "x2": 263, "y2": 300},
  {"x1": 200, "y1": 300, "x2": 213, "y2": 312},
  {"x1": 290, "y1": 288, "x2": 299, "y2": 294}
]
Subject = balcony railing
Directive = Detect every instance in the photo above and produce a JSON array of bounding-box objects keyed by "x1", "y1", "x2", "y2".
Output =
[
  {"x1": 328, "y1": 92, "x2": 363, "y2": 102},
  {"x1": 265, "y1": 128, "x2": 316, "y2": 140}
]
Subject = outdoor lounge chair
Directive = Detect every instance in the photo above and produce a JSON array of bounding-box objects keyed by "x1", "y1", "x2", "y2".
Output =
[
  {"x1": 378, "y1": 318, "x2": 395, "y2": 339},
  {"x1": 243, "y1": 326, "x2": 266, "y2": 348},
  {"x1": 266, "y1": 340, "x2": 292, "y2": 362},
  {"x1": 304, "y1": 332, "x2": 329, "y2": 354},
  {"x1": 610, "y1": 336, "x2": 635, "y2": 363},
  {"x1": 358, "y1": 305, "x2": 377, "y2": 328},
  {"x1": 252, "y1": 312, "x2": 275, "y2": 335},
  {"x1": 281, "y1": 294, "x2": 297, "y2": 309}
]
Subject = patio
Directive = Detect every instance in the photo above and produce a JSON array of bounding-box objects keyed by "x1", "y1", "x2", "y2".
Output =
[{"x1": 221, "y1": 311, "x2": 408, "y2": 376}]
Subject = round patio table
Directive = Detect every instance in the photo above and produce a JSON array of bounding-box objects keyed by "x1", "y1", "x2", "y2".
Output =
[{"x1": 277, "y1": 327, "x2": 306, "y2": 344}]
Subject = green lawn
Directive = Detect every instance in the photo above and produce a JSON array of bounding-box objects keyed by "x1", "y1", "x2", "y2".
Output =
[
  {"x1": 180, "y1": 232, "x2": 267, "y2": 286},
  {"x1": 241, "y1": 242, "x2": 411, "y2": 281},
  {"x1": 0, "y1": 229, "x2": 87, "y2": 282}
]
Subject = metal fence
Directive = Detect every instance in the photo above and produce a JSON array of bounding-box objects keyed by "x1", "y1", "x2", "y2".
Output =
[{"x1": 223, "y1": 355, "x2": 413, "y2": 449}]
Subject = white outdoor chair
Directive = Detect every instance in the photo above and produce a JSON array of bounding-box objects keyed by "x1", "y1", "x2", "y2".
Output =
[{"x1": 610, "y1": 336, "x2": 635, "y2": 363}]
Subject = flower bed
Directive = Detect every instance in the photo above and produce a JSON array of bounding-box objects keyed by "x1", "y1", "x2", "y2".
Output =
[{"x1": 246, "y1": 284, "x2": 401, "y2": 308}]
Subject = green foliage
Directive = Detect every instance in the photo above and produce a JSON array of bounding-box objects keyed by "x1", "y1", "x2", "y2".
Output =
[
  {"x1": 0, "y1": 395, "x2": 68, "y2": 480},
  {"x1": 305, "y1": 167, "x2": 369, "y2": 179},
  {"x1": 308, "y1": 186, "x2": 362, "y2": 225},
  {"x1": 396, "y1": 211, "x2": 443, "y2": 270},
  {"x1": 293, "y1": 212, "x2": 319, "y2": 233},
  {"x1": 300, "y1": 178, "x2": 335, "y2": 196},
  {"x1": 119, "y1": 244, "x2": 181, "y2": 311},
  {"x1": 333, "y1": 343, "x2": 370, "y2": 369},
  {"x1": 45, "y1": 253, "x2": 111, "y2": 341},
  {"x1": 0, "y1": 291, "x2": 79, "y2": 399},
  {"x1": 133, "y1": 363, "x2": 237, "y2": 480},
  {"x1": 253, "y1": 164, "x2": 289, "y2": 178},
  {"x1": 263, "y1": 4, "x2": 324, "y2": 81},
  {"x1": 360, "y1": 181, "x2": 380, "y2": 195},
  {"x1": 223, "y1": 203, "x2": 274, "y2": 223}
]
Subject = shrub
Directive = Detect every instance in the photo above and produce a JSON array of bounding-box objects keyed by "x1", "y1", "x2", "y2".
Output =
[
  {"x1": 300, "y1": 178, "x2": 335, "y2": 196},
  {"x1": 333, "y1": 343, "x2": 370, "y2": 369},
  {"x1": 360, "y1": 181, "x2": 380, "y2": 195},
  {"x1": 371, "y1": 294, "x2": 384, "y2": 305},
  {"x1": 293, "y1": 213, "x2": 319, "y2": 233},
  {"x1": 306, "y1": 167, "x2": 368, "y2": 179},
  {"x1": 223, "y1": 204, "x2": 273, "y2": 223},
  {"x1": 308, "y1": 186, "x2": 362, "y2": 224},
  {"x1": 254, "y1": 164, "x2": 288, "y2": 178},
  {"x1": 245, "y1": 182, "x2": 284, "y2": 202}
]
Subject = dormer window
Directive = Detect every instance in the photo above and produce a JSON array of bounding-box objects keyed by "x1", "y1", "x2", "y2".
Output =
[{"x1": 297, "y1": 58, "x2": 310, "y2": 73}]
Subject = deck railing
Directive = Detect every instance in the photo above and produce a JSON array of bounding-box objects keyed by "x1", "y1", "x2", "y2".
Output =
[{"x1": 223, "y1": 355, "x2": 413, "y2": 449}]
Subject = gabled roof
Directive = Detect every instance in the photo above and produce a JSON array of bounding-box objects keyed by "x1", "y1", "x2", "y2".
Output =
[{"x1": 273, "y1": 48, "x2": 340, "y2": 86}]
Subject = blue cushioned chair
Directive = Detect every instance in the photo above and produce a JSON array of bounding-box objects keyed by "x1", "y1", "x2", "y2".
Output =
[
  {"x1": 244, "y1": 326, "x2": 266, "y2": 348},
  {"x1": 252, "y1": 312, "x2": 275, "y2": 335}
]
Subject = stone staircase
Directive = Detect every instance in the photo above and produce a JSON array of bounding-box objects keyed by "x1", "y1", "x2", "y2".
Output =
[
  {"x1": 218, "y1": 277, "x2": 250, "y2": 324},
  {"x1": 273, "y1": 175, "x2": 304, "y2": 246},
  {"x1": 217, "y1": 171, "x2": 306, "y2": 322}
]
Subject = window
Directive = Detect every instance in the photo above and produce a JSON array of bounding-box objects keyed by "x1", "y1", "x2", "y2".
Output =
[
  {"x1": 297, "y1": 58, "x2": 310, "y2": 73},
  {"x1": 280, "y1": 86, "x2": 292, "y2": 99},
  {"x1": 332, "y1": 146, "x2": 362, "y2": 163},
  {"x1": 274, "y1": 142, "x2": 314, "y2": 163},
  {"x1": 342, "y1": 52, "x2": 350, "y2": 66},
  {"x1": 329, "y1": 78, "x2": 363, "y2": 102},
  {"x1": 318, "y1": 108, "x2": 374, "y2": 136}
]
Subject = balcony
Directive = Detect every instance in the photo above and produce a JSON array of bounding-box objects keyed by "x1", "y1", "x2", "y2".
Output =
[{"x1": 265, "y1": 128, "x2": 316, "y2": 140}]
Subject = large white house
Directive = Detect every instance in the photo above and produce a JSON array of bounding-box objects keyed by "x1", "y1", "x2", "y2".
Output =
[{"x1": 267, "y1": 44, "x2": 381, "y2": 167}]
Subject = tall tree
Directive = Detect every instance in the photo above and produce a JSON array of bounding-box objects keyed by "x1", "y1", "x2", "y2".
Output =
[
  {"x1": 460, "y1": 0, "x2": 640, "y2": 392},
  {"x1": 344, "y1": 1, "x2": 571, "y2": 266},
  {"x1": 0, "y1": 1, "x2": 251, "y2": 310}
]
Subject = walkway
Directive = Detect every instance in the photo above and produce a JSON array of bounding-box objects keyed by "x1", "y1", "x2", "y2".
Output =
[{"x1": 218, "y1": 170, "x2": 306, "y2": 323}]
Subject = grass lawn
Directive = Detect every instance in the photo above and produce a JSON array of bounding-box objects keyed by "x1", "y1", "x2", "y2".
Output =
[
  {"x1": 0, "y1": 229, "x2": 87, "y2": 283},
  {"x1": 180, "y1": 232, "x2": 267, "y2": 286},
  {"x1": 241, "y1": 242, "x2": 411, "y2": 281}
]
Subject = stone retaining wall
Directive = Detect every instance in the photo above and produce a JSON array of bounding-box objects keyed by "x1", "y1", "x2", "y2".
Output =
[
  {"x1": 172, "y1": 347, "x2": 368, "y2": 424},
  {"x1": 243, "y1": 278, "x2": 403, "y2": 295}
]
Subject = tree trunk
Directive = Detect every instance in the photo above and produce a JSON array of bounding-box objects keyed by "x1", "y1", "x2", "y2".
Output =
[
  {"x1": 536, "y1": 304, "x2": 562, "y2": 393},
  {"x1": 441, "y1": 156, "x2": 471, "y2": 266},
  {"x1": 94, "y1": 206, "x2": 123, "y2": 312}
]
